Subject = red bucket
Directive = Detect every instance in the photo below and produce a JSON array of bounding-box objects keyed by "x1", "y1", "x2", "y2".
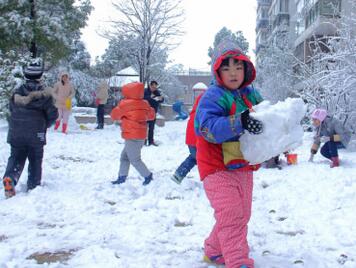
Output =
[{"x1": 287, "y1": 153, "x2": 298, "y2": 165}]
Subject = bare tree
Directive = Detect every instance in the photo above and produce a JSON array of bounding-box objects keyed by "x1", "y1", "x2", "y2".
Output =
[
  {"x1": 296, "y1": 9, "x2": 356, "y2": 132},
  {"x1": 109, "y1": 0, "x2": 184, "y2": 85},
  {"x1": 256, "y1": 28, "x2": 296, "y2": 103}
]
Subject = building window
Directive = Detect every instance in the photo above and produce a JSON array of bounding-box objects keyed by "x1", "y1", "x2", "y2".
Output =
[
  {"x1": 305, "y1": 1, "x2": 319, "y2": 28},
  {"x1": 320, "y1": 0, "x2": 341, "y2": 15},
  {"x1": 280, "y1": 0, "x2": 289, "y2": 13},
  {"x1": 296, "y1": 0, "x2": 304, "y2": 13}
]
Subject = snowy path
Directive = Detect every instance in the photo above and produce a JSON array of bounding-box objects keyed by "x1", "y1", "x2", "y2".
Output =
[{"x1": 0, "y1": 120, "x2": 355, "y2": 267}]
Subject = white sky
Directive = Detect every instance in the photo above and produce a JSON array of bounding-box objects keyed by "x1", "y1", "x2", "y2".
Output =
[{"x1": 81, "y1": 0, "x2": 257, "y2": 71}]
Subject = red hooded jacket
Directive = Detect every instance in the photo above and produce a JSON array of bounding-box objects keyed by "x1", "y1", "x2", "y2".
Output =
[
  {"x1": 185, "y1": 93, "x2": 204, "y2": 146},
  {"x1": 111, "y1": 82, "x2": 155, "y2": 140}
]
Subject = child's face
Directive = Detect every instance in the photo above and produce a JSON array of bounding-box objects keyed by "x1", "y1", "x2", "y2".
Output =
[
  {"x1": 218, "y1": 58, "x2": 245, "y2": 90},
  {"x1": 312, "y1": 118, "x2": 321, "y2": 126},
  {"x1": 62, "y1": 74, "x2": 69, "y2": 83}
]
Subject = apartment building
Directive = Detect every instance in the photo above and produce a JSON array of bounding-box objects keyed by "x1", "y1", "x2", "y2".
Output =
[
  {"x1": 256, "y1": 0, "x2": 353, "y2": 63},
  {"x1": 293, "y1": 0, "x2": 351, "y2": 62},
  {"x1": 256, "y1": 0, "x2": 272, "y2": 55}
]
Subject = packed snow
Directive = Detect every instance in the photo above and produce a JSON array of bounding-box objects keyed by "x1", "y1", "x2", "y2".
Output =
[
  {"x1": 0, "y1": 116, "x2": 355, "y2": 268},
  {"x1": 240, "y1": 98, "x2": 306, "y2": 164}
]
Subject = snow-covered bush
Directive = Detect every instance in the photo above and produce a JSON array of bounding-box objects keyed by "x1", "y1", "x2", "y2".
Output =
[
  {"x1": 0, "y1": 51, "x2": 30, "y2": 119},
  {"x1": 297, "y1": 13, "x2": 356, "y2": 133}
]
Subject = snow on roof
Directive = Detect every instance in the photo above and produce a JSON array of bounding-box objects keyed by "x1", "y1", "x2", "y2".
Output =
[
  {"x1": 116, "y1": 66, "x2": 138, "y2": 76},
  {"x1": 192, "y1": 82, "x2": 208, "y2": 90},
  {"x1": 109, "y1": 66, "x2": 139, "y2": 87}
]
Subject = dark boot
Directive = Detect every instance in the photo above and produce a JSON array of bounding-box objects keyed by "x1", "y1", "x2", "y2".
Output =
[
  {"x1": 111, "y1": 175, "x2": 127, "y2": 185},
  {"x1": 143, "y1": 173, "x2": 153, "y2": 186},
  {"x1": 330, "y1": 156, "x2": 340, "y2": 168},
  {"x1": 149, "y1": 141, "x2": 159, "y2": 146}
]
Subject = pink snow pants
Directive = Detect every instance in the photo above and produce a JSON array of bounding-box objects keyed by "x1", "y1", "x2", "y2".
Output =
[
  {"x1": 57, "y1": 108, "x2": 71, "y2": 124},
  {"x1": 203, "y1": 169, "x2": 254, "y2": 268}
]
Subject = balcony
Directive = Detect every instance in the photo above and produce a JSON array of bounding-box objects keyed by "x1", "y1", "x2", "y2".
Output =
[
  {"x1": 303, "y1": 0, "x2": 341, "y2": 17},
  {"x1": 272, "y1": 13, "x2": 290, "y2": 29},
  {"x1": 256, "y1": 18, "x2": 269, "y2": 29},
  {"x1": 257, "y1": 0, "x2": 272, "y2": 6},
  {"x1": 319, "y1": 0, "x2": 341, "y2": 16}
]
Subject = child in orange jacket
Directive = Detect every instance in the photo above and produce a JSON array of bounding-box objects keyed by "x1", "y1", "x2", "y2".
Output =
[{"x1": 110, "y1": 82, "x2": 155, "y2": 185}]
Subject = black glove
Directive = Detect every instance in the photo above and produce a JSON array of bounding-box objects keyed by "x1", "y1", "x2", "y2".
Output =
[{"x1": 240, "y1": 109, "x2": 263, "y2": 135}]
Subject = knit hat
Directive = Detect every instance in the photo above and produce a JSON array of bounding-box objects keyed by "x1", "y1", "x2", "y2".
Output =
[
  {"x1": 23, "y1": 60, "x2": 43, "y2": 80},
  {"x1": 311, "y1": 108, "x2": 327, "y2": 122},
  {"x1": 211, "y1": 39, "x2": 256, "y2": 89}
]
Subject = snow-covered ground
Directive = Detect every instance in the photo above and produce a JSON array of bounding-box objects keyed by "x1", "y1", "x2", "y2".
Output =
[{"x1": 0, "y1": 119, "x2": 355, "y2": 268}]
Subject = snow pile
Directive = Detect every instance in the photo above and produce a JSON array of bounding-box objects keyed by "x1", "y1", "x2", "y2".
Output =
[
  {"x1": 0, "y1": 119, "x2": 356, "y2": 267},
  {"x1": 240, "y1": 98, "x2": 306, "y2": 164}
]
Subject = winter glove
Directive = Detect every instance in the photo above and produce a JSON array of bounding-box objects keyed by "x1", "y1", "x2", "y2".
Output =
[
  {"x1": 153, "y1": 96, "x2": 163, "y2": 102},
  {"x1": 308, "y1": 154, "x2": 314, "y2": 162},
  {"x1": 29, "y1": 91, "x2": 43, "y2": 99},
  {"x1": 95, "y1": 98, "x2": 101, "y2": 106},
  {"x1": 320, "y1": 136, "x2": 330, "y2": 143},
  {"x1": 240, "y1": 109, "x2": 263, "y2": 135}
]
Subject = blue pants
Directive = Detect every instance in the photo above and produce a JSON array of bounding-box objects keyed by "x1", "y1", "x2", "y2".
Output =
[
  {"x1": 175, "y1": 146, "x2": 197, "y2": 179},
  {"x1": 320, "y1": 141, "x2": 344, "y2": 159}
]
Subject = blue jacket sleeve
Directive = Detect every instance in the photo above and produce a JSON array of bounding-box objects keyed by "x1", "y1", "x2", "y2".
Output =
[{"x1": 195, "y1": 89, "x2": 244, "y2": 144}]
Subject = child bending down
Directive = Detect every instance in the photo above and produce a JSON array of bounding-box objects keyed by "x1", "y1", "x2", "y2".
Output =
[
  {"x1": 110, "y1": 82, "x2": 155, "y2": 186},
  {"x1": 195, "y1": 40, "x2": 264, "y2": 268},
  {"x1": 309, "y1": 108, "x2": 351, "y2": 167}
]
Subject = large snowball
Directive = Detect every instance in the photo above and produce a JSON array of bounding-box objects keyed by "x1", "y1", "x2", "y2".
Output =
[{"x1": 240, "y1": 98, "x2": 306, "y2": 164}]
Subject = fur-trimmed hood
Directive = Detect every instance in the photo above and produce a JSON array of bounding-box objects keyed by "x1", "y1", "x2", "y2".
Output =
[{"x1": 14, "y1": 81, "x2": 54, "y2": 106}]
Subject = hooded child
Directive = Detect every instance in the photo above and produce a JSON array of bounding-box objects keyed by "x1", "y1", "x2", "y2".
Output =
[
  {"x1": 195, "y1": 40, "x2": 264, "y2": 268},
  {"x1": 110, "y1": 82, "x2": 156, "y2": 186},
  {"x1": 309, "y1": 108, "x2": 351, "y2": 167},
  {"x1": 52, "y1": 71, "x2": 75, "y2": 133}
]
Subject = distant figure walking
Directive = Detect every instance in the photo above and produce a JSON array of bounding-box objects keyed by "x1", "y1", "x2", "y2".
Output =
[
  {"x1": 95, "y1": 80, "x2": 109, "y2": 129},
  {"x1": 144, "y1": 80, "x2": 164, "y2": 146}
]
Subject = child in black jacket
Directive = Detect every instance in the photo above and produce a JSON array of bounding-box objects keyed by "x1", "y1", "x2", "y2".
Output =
[{"x1": 2, "y1": 61, "x2": 58, "y2": 198}]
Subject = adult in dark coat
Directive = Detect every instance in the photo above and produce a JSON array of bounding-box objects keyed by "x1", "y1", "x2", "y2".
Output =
[
  {"x1": 2, "y1": 61, "x2": 58, "y2": 198},
  {"x1": 143, "y1": 80, "x2": 164, "y2": 146}
]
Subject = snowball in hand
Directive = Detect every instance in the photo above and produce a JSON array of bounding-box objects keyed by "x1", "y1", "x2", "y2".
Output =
[{"x1": 240, "y1": 98, "x2": 306, "y2": 165}]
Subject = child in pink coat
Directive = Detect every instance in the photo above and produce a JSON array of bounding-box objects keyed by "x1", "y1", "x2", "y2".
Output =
[{"x1": 52, "y1": 72, "x2": 75, "y2": 133}]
